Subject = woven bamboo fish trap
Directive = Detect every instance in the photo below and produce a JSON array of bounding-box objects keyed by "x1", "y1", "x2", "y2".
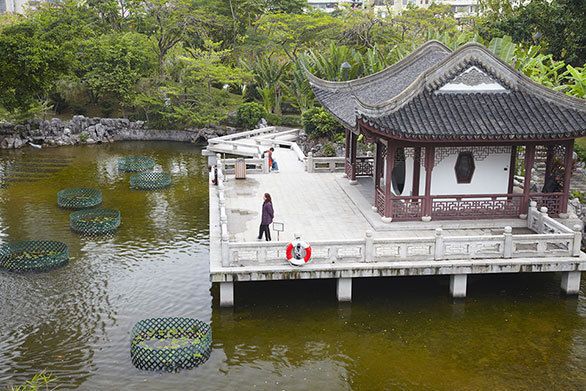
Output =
[
  {"x1": 118, "y1": 157, "x2": 155, "y2": 173},
  {"x1": 129, "y1": 172, "x2": 171, "y2": 190},
  {"x1": 130, "y1": 317, "x2": 212, "y2": 372},
  {"x1": 0, "y1": 240, "x2": 68, "y2": 272},
  {"x1": 70, "y1": 209, "x2": 120, "y2": 235},
  {"x1": 57, "y1": 188, "x2": 102, "y2": 209}
]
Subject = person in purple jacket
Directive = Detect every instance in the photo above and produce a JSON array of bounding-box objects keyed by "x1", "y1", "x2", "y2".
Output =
[{"x1": 257, "y1": 192, "x2": 274, "y2": 241}]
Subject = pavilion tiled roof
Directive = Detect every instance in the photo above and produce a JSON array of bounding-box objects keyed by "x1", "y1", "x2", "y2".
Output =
[{"x1": 308, "y1": 41, "x2": 586, "y2": 141}]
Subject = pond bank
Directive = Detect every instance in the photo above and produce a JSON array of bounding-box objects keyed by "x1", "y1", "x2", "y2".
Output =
[{"x1": 0, "y1": 116, "x2": 237, "y2": 149}]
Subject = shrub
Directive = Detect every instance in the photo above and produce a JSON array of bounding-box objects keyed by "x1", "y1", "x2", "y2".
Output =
[
  {"x1": 574, "y1": 142, "x2": 586, "y2": 163},
  {"x1": 281, "y1": 114, "x2": 302, "y2": 127},
  {"x1": 72, "y1": 104, "x2": 87, "y2": 116},
  {"x1": 265, "y1": 113, "x2": 282, "y2": 126},
  {"x1": 322, "y1": 143, "x2": 336, "y2": 157},
  {"x1": 302, "y1": 107, "x2": 344, "y2": 139},
  {"x1": 237, "y1": 102, "x2": 266, "y2": 129}
]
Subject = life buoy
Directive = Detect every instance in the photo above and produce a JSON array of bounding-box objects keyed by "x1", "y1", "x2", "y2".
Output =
[{"x1": 286, "y1": 239, "x2": 312, "y2": 266}]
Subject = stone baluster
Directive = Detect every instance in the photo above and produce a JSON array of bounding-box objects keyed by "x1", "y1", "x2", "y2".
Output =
[
  {"x1": 539, "y1": 207, "x2": 548, "y2": 233},
  {"x1": 503, "y1": 226, "x2": 513, "y2": 258},
  {"x1": 307, "y1": 152, "x2": 314, "y2": 173},
  {"x1": 572, "y1": 224, "x2": 582, "y2": 257},
  {"x1": 365, "y1": 230, "x2": 374, "y2": 262},
  {"x1": 434, "y1": 228, "x2": 444, "y2": 260}
]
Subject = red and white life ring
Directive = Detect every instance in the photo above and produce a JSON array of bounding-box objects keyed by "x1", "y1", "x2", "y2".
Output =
[{"x1": 286, "y1": 239, "x2": 312, "y2": 266}]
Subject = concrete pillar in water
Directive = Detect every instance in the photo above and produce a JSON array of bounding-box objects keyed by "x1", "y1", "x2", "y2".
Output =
[
  {"x1": 220, "y1": 282, "x2": 234, "y2": 307},
  {"x1": 450, "y1": 274, "x2": 467, "y2": 298},
  {"x1": 337, "y1": 278, "x2": 352, "y2": 302},
  {"x1": 561, "y1": 271, "x2": 581, "y2": 295}
]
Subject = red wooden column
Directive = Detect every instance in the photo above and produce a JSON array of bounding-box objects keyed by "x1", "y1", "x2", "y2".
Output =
[
  {"x1": 507, "y1": 146, "x2": 517, "y2": 195},
  {"x1": 344, "y1": 128, "x2": 350, "y2": 178},
  {"x1": 412, "y1": 147, "x2": 421, "y2": 198},
  {"x1": 350, "y1": 131, "x2": 358, "y2": 182},
  {"x1": 384, "y1": 144, "x2": 396, "y2": 220},
  {"x1": 423, "y1": 146, "x2": 435, "y2": 219},
  {"x1": 374, "y1": 141, "x2": 382, "y2": 192},
  {"x1": 521, "y1": 144, "x2": 535, "y2": 215},
  {"x1": 561, "y1": 140, "x2": 574, "y2": 214}
]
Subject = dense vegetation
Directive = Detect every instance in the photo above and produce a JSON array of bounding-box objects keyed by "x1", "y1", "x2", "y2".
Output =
[{"x1": 0, "y1": 0, "x2": 583, "y2": 130}]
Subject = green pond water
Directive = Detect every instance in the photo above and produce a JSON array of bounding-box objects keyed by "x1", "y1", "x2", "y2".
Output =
[{"x1": 0, "y1": 141, "x2": 584, "y2": 390}]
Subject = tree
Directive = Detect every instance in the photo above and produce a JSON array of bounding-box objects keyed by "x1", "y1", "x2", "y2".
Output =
[
  {"x1": 134, "y1": 0, "x2": 227, "y2": 78},
  {"x1": 478, "y1": 0, "x2": 586, "y2": 66},
  {"x1": 81, "y1": 32, "x2": 156, "y2": 116},
  {"x1": 0, "y1": 22, "x2": 70, "y2": 115},
  {"x1": 254, "y1": 11, "x2": 341, "y2": 61},
  {"x1": 182, "y1": 40, "x2": 251, "y2": 103}
]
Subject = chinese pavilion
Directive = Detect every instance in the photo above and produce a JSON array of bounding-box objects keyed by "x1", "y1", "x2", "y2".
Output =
[{"x1": 307, "y1": 41, "x2": 586, "y2": 222}]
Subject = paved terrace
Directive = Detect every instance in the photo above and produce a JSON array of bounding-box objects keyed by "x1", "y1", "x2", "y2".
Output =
[{"x1": 208, "y1": 140, "x2": 586, "y2": 307}]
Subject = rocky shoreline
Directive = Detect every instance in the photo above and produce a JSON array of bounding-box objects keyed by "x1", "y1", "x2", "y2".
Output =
[{"x1": 0, "y1": 116, "x2": 236, "y2": 149}]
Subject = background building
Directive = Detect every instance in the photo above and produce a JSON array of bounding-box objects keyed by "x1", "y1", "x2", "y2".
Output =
[
  {"x1": 0, "y1": 0, "x2": 28, "y2": 14},
  {"x1": 307, "y1": 0, "x2": 478, "y2": 18}
]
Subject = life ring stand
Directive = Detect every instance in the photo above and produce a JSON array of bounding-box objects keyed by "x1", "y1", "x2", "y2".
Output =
[{"x1": 286, "y1": 236, "x2": 312, "y2": 266}]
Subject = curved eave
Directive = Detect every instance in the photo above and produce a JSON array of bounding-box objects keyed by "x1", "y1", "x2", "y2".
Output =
[
  {"x1": 304, "y1": 40, "x2": 452, "y2": 93},
  {"x1": 358, "y1": 117, "x2": 586, "y2": 143},
  {"x1": 354, "y1": 42, "x2": 586, "y2": 118}
]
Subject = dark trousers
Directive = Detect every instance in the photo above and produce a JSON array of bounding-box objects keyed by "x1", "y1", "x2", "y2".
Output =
[{"x1": 258, "y1": 224, "x2": 271, "y2": 241}]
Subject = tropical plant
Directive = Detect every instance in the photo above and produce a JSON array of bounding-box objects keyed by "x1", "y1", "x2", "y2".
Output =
[{"x1": 302, "y1": 107, "x2": 344, "y2": 140}]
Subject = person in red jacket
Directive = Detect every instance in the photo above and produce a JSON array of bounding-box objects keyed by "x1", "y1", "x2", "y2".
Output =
[
  {"x1": 257, "y1": 193, "x2": 274, "y2": 241},
  {"x1": 264, "y1": 147, "x2": 279, "y2": 172}
]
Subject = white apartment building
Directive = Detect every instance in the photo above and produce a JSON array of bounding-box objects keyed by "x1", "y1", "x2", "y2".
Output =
[
  {"x1": 0, "y1": 0, "x2": 29, "y2": 14},
  {"x1": 307, "y1": 0, "x2": 478, "y2": 18}
]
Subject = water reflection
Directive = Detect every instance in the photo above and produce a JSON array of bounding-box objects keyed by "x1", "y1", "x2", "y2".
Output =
[{"x1": 0, "y1": 142, "x2": 583, "y2": 390}]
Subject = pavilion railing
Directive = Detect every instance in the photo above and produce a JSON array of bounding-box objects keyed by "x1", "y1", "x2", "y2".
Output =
[
  {"x1": 375, "y1": 188, "x2": 385, "y2": 216},
  {"x1": 430, "y1": 194, "x2": 523, "y2": 220},
  {"x1": 355, "y1": 157, "x2": 374, "y2": 177},
  {"x1": 528, "y1": 193, "x2": 563, "y2": 216},
  {"x1": 387, "y1": 194, "x2": 525, "y2": 221}
]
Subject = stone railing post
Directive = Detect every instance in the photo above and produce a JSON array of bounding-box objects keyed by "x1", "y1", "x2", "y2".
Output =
[
  {"x1": 306, "y1": 152, "x2": 314, "y2": 173},
  {"x1": 527, "y1": 200, "x2": 538, "y2": 226},
  {"x1": 503, "y1": 226, "x2": 513, "y2": 258},
  {"x1": 221, "y1": 229, "x2": 230, "y2": 267},
  {"x1": 263, "y1": 154, "x2": 270, "y2": 174},
  {"x1": 539, "y1": 207, "x2": 548, "y2": 233},
  {"x1": 434, "y1": 228, "x2": 444, "y2": 260},
  {"x1": 572, "y1": 224, "x2": 582, "y2": 257},
  {"x1": 365, "y1": 230, "x2": 374, "y2": 262}
]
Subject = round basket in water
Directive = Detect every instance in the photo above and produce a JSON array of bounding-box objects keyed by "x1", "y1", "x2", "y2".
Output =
[
  {"x1": 70, "y1": 209, "x2": 121, "y2": 235},
  {"x1": 130, "y1": 317, "x2": 212, "y2": 372},
  {"x1": 58, "y1": 188, "x2": 102, "y2": 209},
  {"x1": 0, "y1": 240, "x2": 68, "y2": 272},
  {"x1": 118, "y1": 157, "x2": 155, "y2": 173},
  {"x1": 129, "y1": 172, "x2": 171, "y2": 190}
]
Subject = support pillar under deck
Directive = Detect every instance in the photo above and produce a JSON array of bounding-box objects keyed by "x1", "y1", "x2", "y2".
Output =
[
  {"x1": 337, "y1": 278, "x2": 352, "y2": 302},
  {"x1": 220, "y1": 281, "x2": 234, "y2": 307},
  {"x1": 561, "y1": 271, "x2": 581, "y2": 295},
  {"x1": 450, "y1": 274, "x2": 467, "y2": 298}
]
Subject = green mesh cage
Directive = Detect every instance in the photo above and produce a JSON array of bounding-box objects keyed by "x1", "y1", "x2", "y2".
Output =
[
  {"x1": 130, "y1": 172, "x2": 171, "y2": 190},
  {"x1": 118, "y1": 157, "x2": 155, "y2": 173},
  {"x1": 70, "y1": 209, "x2": 121, "y2": 235},
  {"x1": 130, "y1": 317, "x2": 212, "y2": 372},
  {"x1": 57, "y1": 188, "x2": 102, "y2": 209},
  {"x1": 0, "y1": 240, "x2": 68, "y2": 272}
]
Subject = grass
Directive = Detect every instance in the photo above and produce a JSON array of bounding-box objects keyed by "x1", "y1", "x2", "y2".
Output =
[{"x1": 6, "y1": 371, "x2": 58, "y2": 391}]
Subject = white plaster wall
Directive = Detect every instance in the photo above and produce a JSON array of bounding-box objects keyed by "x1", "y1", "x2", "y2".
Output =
[{"x1": 417, "y1": 151, "x2": 510, "y2": 196}]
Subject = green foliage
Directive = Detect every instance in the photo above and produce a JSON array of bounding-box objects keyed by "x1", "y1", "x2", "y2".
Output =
[
  {"x1": 280, "y1": 114, "x2": 302, "y2": 127},
  {"x1": 81, "y1": 32, "x2": 156, "y2": 116},
  {"x1": 478, "y1": 0, "x2": 586, "y2": 67},
  {"x1": 0, "y1": 21, "x2": 70, "y2": 114},
  {"x1": 302, "y1": 107, "x2": 344, "y2": 140},
  {"x1": 570, "y1": 190, "x2": 586, "y2": 204},
  {"x1": 7, "y1": 370, "x2": 58, "y2": 391},
  {"x1": 237, "y1": 102, "x2": 266, "y2": 128},
  {"x1": 322, "y1": 143, "x2": 336, "y2": 157},
  {"x1": 265, "y1": 113, "x2": 281, "y2": 126},
  {"x1": 574, "y1": 138, "x2": 586, "y2": 163}
]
